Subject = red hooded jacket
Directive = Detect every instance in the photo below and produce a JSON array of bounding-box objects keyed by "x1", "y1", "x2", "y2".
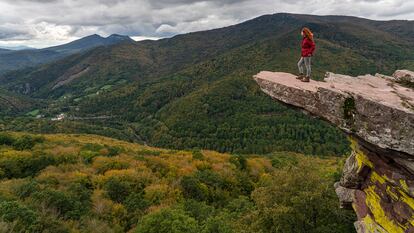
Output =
[{"x1": 301, "y1": 37, "x2": 315, "y2": 57}]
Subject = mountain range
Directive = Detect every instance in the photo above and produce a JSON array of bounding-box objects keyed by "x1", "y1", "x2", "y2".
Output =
[
  {"x1": 0, "y1": 34, "x2": 134, "y2": 74},
  {"x1": 0, "y1": 13, "x2": 413, "y2": 155},
  {"x1": 0, "y1": 45, "x2": 35, "y2": 51},
  {"x1": 0, "y1": 48, "x2": 12, "y2": 54}
]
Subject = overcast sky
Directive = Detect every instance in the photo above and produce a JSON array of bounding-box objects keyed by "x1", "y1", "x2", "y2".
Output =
[{"x1": 0, "y1": 0, "x2": 413, "y2": 48}]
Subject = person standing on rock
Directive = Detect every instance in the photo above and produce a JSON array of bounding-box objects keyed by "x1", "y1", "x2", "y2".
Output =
[{"x1": 297, "y1": 27, "x2": 316, "y2": 82}]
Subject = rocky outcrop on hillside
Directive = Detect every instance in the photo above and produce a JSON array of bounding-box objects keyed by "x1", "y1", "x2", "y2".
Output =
[
  {"x1": 392, "y1": 70, "x2": 414, "y2": 83},
  {"x1": 254, "y1": 70, "x2": 414, "y2": 233}
]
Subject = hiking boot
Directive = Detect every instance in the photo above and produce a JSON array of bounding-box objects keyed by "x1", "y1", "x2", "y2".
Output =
[
  {"x1": 296, "y1": 74, "x2": 304, "y2": 80},
  {"x1": 301, "y1": 76, "x2": 310, "y2": 82}
]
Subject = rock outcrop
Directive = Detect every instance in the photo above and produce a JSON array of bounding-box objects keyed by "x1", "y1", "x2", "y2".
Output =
[
  {"x1": 392, "y1": 70, "x2": 414, "y2": 84},
  {"x1": 253, "y1": 70, "x2": 414, "y2": 233}
]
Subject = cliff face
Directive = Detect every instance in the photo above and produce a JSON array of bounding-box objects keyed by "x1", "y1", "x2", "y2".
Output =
[{"x1": 254, "y1": 70, "x2": 414, "y2": 233}]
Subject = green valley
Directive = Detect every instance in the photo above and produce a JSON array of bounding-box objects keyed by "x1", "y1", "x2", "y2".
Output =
[{"x1": 3, "y1": 13, "x2": 413, "y2": 155}]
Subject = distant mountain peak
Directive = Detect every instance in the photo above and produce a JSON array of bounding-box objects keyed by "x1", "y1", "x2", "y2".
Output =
[
  {"x1": 87, "y1": 34, "x2": 104, "y2": 39},
  {"x1": 43, "y1": 33, "x2": 133, "y2": 54},
  {"x1": 107, "y1": 34, "x2": 125, "y2": 38},
  {"x1": 106, "y1": 34, "x2": 134, "y2": 42}
]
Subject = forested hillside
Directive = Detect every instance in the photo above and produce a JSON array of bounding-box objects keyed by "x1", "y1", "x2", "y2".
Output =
[
  {"x1": 0, "y1": 132, "x2": 355, "y2": 232},
  {"x1": 0, "y1": 89, "x2": 39, "y2": 115},
  {"x1": 1, "y1": 13, "x2": 413, "y2": 155}
]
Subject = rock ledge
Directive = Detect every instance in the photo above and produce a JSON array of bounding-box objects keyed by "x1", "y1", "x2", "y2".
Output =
[{"x1": 254, "y1": 70, "x2": 414, "y2": 233}]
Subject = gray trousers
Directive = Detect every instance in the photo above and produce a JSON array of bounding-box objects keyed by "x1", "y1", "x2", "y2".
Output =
[{"x1": 298, "y1": 57, "x2": 312, "y2": 77}]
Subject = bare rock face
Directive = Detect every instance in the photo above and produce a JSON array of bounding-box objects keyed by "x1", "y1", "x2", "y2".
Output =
[
  {"x1": 254, "y1": 71, "x2": 414, "y2": 233},
  {"x1": 393, "y1": 70, "x2": 414, "y2": 83}
]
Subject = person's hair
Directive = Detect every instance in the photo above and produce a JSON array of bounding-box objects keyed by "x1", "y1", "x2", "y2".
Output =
[{"x1": 302, "y1": 27, "x2": 314, "y2": 41}]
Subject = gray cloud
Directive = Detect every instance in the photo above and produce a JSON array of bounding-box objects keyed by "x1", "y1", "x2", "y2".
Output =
[
  {"x1": 0, "y1": 26, "x2": 31, "y2": 40},
  {"x1": 0, "y1": 0, "x2": 412, "y2": 48}
]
